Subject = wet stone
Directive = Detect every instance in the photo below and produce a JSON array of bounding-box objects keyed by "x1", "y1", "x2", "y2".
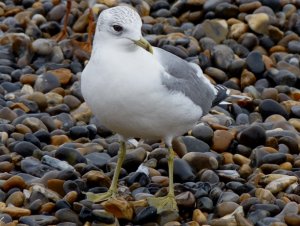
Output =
[
  {"x1": 238, "y1": 125, "x2": 266, "y2": 148},
  {"x1": 55, "y1": 147, "x2": 87, "y2": 165},
  {"x1": 134, "y1": 206, "x2": 157, "y2": 224},
  {"x1": 259, "y1": 99, "x2": 289, "y2": 119},
  {"x1": 246, "y1": 51, "x2": 265, "y2": 75}
]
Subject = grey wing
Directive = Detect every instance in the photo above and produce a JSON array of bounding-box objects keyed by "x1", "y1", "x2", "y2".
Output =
[{"x1": 153, "y1": 47, "x2": 216, "y2": 115}]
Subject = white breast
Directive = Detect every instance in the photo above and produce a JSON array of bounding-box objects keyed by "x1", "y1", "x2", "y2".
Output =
[{"x1": 81, "y1": 45, "x2": 202, "y2": 141}]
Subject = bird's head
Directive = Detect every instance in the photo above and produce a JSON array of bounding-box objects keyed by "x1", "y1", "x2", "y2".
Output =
[{"x1": 95, "y1": 6, "x2": 153, "y2": 54}]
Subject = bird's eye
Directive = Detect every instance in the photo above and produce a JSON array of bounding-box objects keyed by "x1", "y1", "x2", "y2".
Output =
[{"x1": 112, "y1": 25, "x2": 123, "y2": 32}]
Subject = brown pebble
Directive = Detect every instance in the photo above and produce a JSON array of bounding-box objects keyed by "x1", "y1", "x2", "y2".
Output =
[
  {"x1": 82, "y1": 170, "x2": 111, "y2": 188},
  {"x1": 222, "y1": 152, "x2": 234, "y2": 164},
  {"x1": 0, "y1": 161, "x2": 14, "y2": 173},
  {"x1": 239, "y1": 1, "x2": 262, "y2": 13},
  {"x1": 2, "y1": 206, "x2": 31, "y2": 217},
  {"x1": 40, "y1": 202, "x2": 55, "y2": 213},
  {"x1": 6, "y1": 191, "x2": 25, "y2": 207},
  {"x1": 64, "y1": 191, "x2": 78, "y2": 204},
  {"x1": 20, "y1": 74, "x2": 37, "y2": 85},
  {"x1": 10, "y1": 102, "x2": 30, "y2": 112},
  {"x1": 192, "y1": 209, "x2": 207, "y2": 225},
  {"x1": 151, "y1": 176, "x2": 169, "y2": 187},
  {"x1": 49, "y1": 68, "x2": 72, "y2": 85},
  {"x1": 47, "y1": 179, "x2": 65, "y2": 197},
  {"x1": 217, "y1": 202, "x2": 239, "y2": 217},
  {"x1": 51, "y1": 135, "x2": 70, "y2": 146},
  {"x1": 211, "y1": 130, "x2": 234, "y2": 153},
  {"x1": 285, "y1": 213, "x2": 300, "y2": 226},
  {"x1": 2, "y1": 175, "x2": 27, "y2": 191},
  {"x1": 241, "y1": 69, "x2": 256, "y2": 89},
  {"x1": 15, "y1": 124, "x2": 32, "y2": 134},
  {"x1": 233, "y1": 154, "x2": 251, "y2": 165},
  {"x1": 103, "y1": 197, "x2": 133, "y2": 220}
]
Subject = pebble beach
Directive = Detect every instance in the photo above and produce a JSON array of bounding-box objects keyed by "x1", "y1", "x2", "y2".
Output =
[{"x1": 0, "y1": 0, "x2": 300, "y2": 225}]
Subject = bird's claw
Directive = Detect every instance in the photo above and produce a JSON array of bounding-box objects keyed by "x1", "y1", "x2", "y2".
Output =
[{"x1": 147, "y1": 195, "x2": 178, "y2": 214}]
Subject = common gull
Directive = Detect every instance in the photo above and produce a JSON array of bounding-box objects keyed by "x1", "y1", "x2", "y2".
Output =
[{"x1": 81, "y1": 5, "x2": 230, "y2": 213}]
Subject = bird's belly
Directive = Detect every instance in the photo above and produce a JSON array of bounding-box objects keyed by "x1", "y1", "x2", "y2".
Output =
[
  {"x1": 83, "y1": 76, "x2": 202, "y2": 139},
  {"x1": 81, "y1": 50, "x2": 202, "y2": 139}
]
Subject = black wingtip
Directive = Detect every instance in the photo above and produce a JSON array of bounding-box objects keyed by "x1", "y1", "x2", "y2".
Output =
[{"x1": 212, "y1": 85, "x2": 229, "y2": 106}]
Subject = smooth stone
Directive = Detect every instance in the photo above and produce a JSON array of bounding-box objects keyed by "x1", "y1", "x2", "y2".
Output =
[
  {"x1": 55, "y1": 208, "x2": 82, "y2": 226},
  {"x1": 211, "y1": 130, "x2": 234, "y2": 153},
  {"x1": 133, "y1": 206, "x2": 157, "y2": 224},
  {"x1": 238, "y1": 125, "x2": 266, "y2": 148},
  {"x1": 41, "y1": 155, "x2": 74, "y2": 171},
  {"x1": 21, "y1": 157, "x2": 55, "y2": 177},
  {"x1": 259, "y1": 99, "x2": 289, "y2": 119},
  {"x1": 202, "y1": 19, "x2": 228, "y2": 44},
  {"x1": 191, "y1": 124, "x2": 214, "y2": 144},
  {"x1": 102, "y1": 197, "x2": 133, "y2": 221},
  {"x1": 126, "y1": 172, "x2": 150, "y2": 187},
  {"x1": 255, "y1": 188, "x2": 276, "y2": 203},
  {"x1": 55, "y1": 147, "x2": 87, "y2": 165},
  {"x1": 158, "y1": 210, "x2": 179, "y2": 225},
  {"x1": 180, "y1": 136, "x2": 210, "y2": 153},
  {"x1": 216, "y1": 202, "x2": 239, "y2": 217},
  {"x1": 22, "y1": 117, "x2": 48, "y2": 132},
  {"x1": 196, "y1": 196, "x2": 213, "y2": 212},
  {"x1": 6, "y1": 191, "x2": 25, "y2": 207},
  {"x1": 64, "y1": 95, "x2": 81, "y2": 110},
  {"x1": 245, "y1": 13, "x2": 269, "y2": 34},
  {"x1": 262, "y1": 153, "x2": 286, "y2": 165},
  {"x1": 247, "y1": 209, "x2": 270, "y2": 225},
  {"x1": 275, "y1": 202, "x2": 298, "y2": 222},
  {"x1": 182, "y1": 152, "x2": 218, "y2": 172},
  {"x1": 111, "y1": 147, "x2": 147, "y2": 172},
  {"x1": 265, "y1": 176, "x2": 297, "y2": 194},
  {"x1": 249, "y1": 204, "x2": 280, "y2": 215},
  {"x1": 85, "y1": 152, "x2": 111, "y2": 169},
  {"x1": 175, "y1": 191, "x2": 195, "y2": 208},
  {"x1": 32, "y1": 38, "x2": 55, "y2": 55},
  {"x1": 13, "y1": 141, "x2": 40, "y2": 157},
  {"x1": 92, "y1": 209, "x2": 115, "y2": 224},
  {"x1": 246, "y1": 51, "x2": 265, "y2": 75},
  {"x1": 269, "y1": 69, "x2": 297, "y2": 86},
  {"x1": 285, "y1": 213, "x2": 300, "y2": 226},
  {"x1": 19, "y1": 215, "x2": 58, "y2": 226},
  {"x1": 198, "y1": 169, "x2": 219, "y2": 184},
  {"x1": 1, "y1": 206, "x2": 31, "y2": 218},
  {"x1": 212, "y1": 44, "x2": 235, "y2": 70},
  {"x1": 2, "y1": 175, "x2": 27, "y2": 191},
  {"x1": 173, "y1": 158, "x2": 195, "y2": 182},
  {"x1": 34, "y1": 72, "x2": 60, "y2": 93}
]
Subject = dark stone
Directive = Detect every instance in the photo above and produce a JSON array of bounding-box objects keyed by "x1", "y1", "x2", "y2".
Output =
[
  {"x1": 196, "y1": 196, "x2": 214, "y2": 212},
  {"x1": 55, "y1": 208, "x2": 82, "y2": 226},
  {"x1": 134, "y1": 206, "x2": 158, "y2": 224},
  {"x1": 246, "y1": 51, "x2": 265, "y2": 75},
  {"x1": 13, "y1": 141, "x2": 40, "y2": 157},
  {"x1": 262, "y1": 153, "x2": 287, "y2": 164},
  {"x1": 55, "y1": 147, "x2": 87, "y2": 165},
  {"x1": 34, "y1": 72, "x2": 60, "y2": 93},
  {"x1": 34, "y1": 130, "x2": 51, "y2": 144},
  {"x1": 21, "y1": 157, "x2": 55, "y2": 177},
  {"x1": 92, "y1": 210, "x2": 115, "y2": 224},
  {"x1": 181, "y1": 136, "x2": 210, "y2": 153},
  {"x1": 174, "y1": 158, "x2": 195, "y2": 182},
  {"x1": 85, "y1": 152, "x2": 110, "y2": 169},
  {"x1": 69, "y1": 126, "x2": 90, "y2": 139},
  {"x1": 1, "y1": 82, "x2": 21, "y2": 92},
  {"x1": 259, "y1": 99, "x2": 289, "y2": 119},
  {"x1": 126, "y1": 172, "x2": 150, "y2": 187},
  {"x1": 24, "y1": 133, "x2": 41, "y2": 148},
  {"x1": 239, "y1": 125, "x2": 266, "y2": 148}
]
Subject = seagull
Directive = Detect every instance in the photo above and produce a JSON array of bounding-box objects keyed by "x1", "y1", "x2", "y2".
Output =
[{"x1": 81, "y1": 5, "x2": 229, "y2": 213}]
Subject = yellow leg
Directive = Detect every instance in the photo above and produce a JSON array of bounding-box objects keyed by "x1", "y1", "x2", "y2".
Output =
[
  {"x1": 85, "y1": 141, "x2": 126, "y2": 202},
  {"x1": 147, "y1": 146, "x2": 178, "y2": 213}
]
